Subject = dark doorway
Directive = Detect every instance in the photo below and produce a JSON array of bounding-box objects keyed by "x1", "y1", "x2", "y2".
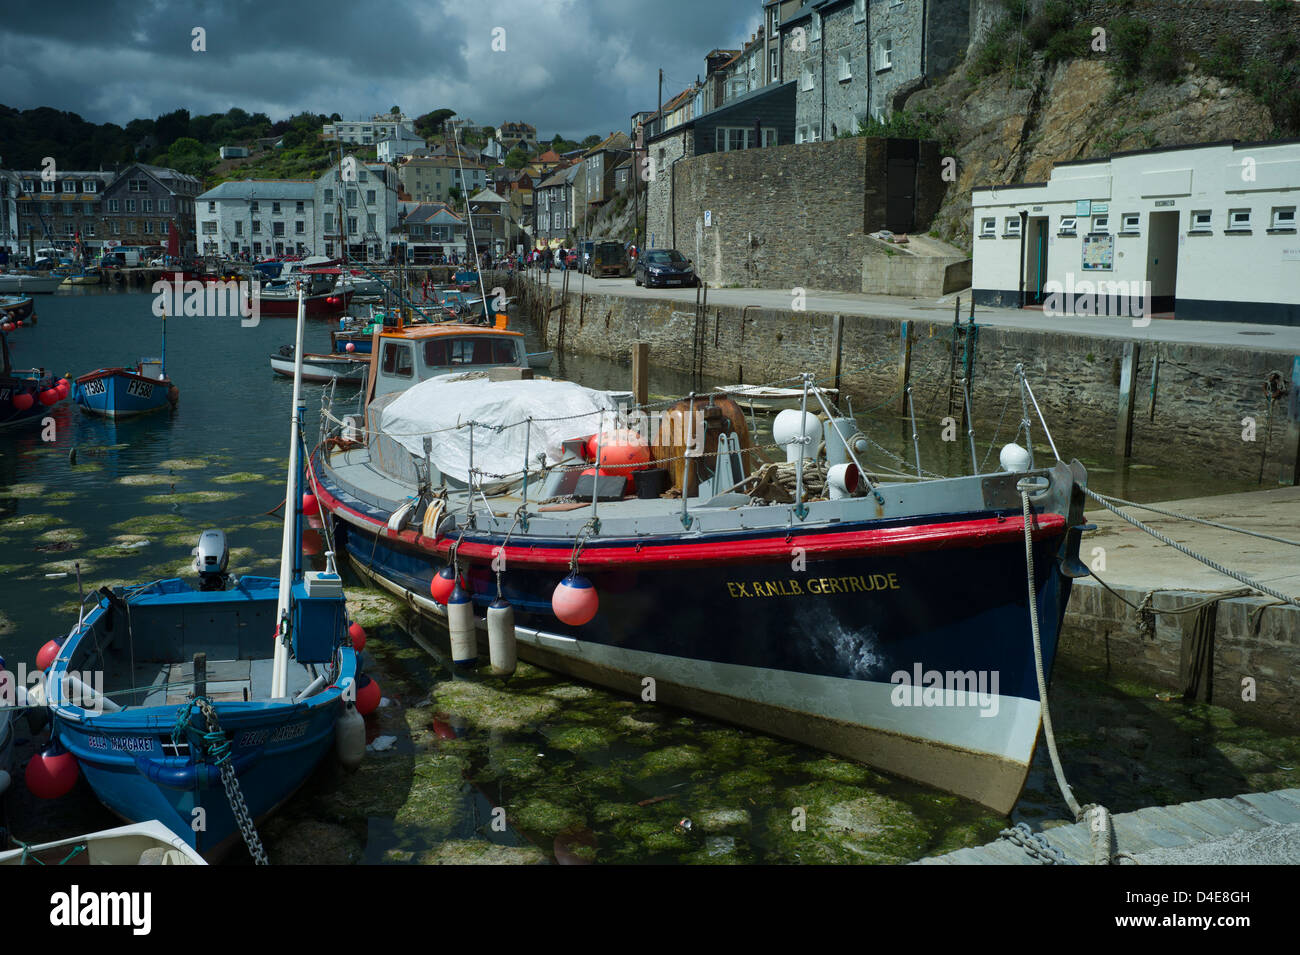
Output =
[
  {"x1": 1024, "y1": 217, "x2": 1049, "y2": 305},
  {"x1": 885, "y1": 139, "x2": 918, "y2": 234}
]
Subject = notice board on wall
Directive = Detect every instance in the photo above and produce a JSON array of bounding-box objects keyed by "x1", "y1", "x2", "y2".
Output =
[{"x1": 1082, "y1": 232, "x2": 1114, "y2": 271}]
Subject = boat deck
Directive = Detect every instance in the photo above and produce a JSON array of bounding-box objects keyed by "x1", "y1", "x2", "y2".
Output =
[
  {"x1": 100, "y1": 655, "x2": 313, "y2": 708},
  {"x1": 916, "y1": 788, "x2": 1300, "y2": 864}
]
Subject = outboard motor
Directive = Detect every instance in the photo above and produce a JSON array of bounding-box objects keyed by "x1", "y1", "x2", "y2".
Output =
[{"x1": 192, "y1": 529, "x2": 230, "y2": 591}]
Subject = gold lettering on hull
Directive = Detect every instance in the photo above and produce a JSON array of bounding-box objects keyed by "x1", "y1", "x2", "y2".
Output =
[{"x1": 726, "y1": 573, "x2": 900, "y2": 598}]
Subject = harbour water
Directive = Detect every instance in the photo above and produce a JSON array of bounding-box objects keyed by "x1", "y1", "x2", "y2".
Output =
[{"x1": 2, "y1": 289, "x2": 1296, "y2": 863}]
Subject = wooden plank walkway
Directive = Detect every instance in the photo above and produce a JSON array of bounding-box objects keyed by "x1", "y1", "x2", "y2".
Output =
[{"x1": 916, "y1": 789, "x2": 1300, "y2": 864}]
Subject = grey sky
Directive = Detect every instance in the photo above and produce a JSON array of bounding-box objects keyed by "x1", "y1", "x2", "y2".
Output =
[{"x1": 0, "y1": 0, "x2": 764, "y2": 139}]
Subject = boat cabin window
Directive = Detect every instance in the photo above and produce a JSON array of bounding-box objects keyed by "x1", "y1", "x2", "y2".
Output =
[
  {"x1": 423, "y1": 337, "x2": 517, "y2": 367},
  {"x1": 381, "y1": 342, "x2": 415, "y2": 377}
]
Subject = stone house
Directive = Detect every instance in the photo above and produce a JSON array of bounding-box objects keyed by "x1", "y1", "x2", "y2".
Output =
[{"x1": 194, "y1": 180, "x2": 316, "y2": 258}]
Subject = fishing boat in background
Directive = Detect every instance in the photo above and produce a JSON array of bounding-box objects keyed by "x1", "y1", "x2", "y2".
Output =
[
  {"x1": 527, "y1": 350, "x2": 554, "y2": 369},
  {"x1": 39, "y1": 286, "x2": 365, "y2": 858},
  {"x1": 0, "y1": 273, "x2": 63, "y2": 294},
  {"x1": 721, "y1": 383, "x2": 840, "y2": 414},
  {"x1": 310, "y1": 308, "x2": 1092, "y2": 813},
  {"x1": 61, "y1": 268, "x2": 102, "y2": 287},
  {"x1": 250, "y1": 273, "x2": 353, "y2": 318},
  {"x1": 73, "y1": 312, "x2": 178, "y2": 418},
  {"x1": 0, "y1": 820, "x2": 207, "y2": 866},
  {"x1": 269, "y1": 344, "x2": 368, "y2": 384},
  {"x1": 0, "y1": 329, "x2": 68, "y2": 427},
  {"x1": 0, "y1": 295, "x2": 34, "y2": 324}
]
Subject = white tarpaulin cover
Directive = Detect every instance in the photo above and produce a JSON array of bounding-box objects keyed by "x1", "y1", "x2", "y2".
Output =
[{"x1": 380, "y1": 376, "x2": 618, "y2": 483}]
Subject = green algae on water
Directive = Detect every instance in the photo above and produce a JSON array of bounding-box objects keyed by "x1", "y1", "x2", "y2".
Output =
[{"x1": 141, "y1": 490, "x2": 239, "y2": 505}]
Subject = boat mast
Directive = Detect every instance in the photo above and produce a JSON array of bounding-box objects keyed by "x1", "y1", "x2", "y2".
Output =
[
  {"x1": 449, "y1": 122, "x2": 490, "y2": 316},
  {"x1": 271, "y1": 281, "x2": 308, "y2": 699}
]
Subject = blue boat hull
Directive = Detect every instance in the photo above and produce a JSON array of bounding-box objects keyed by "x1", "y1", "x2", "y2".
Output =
[{"x1": 73, "y1": 368, "x2": 176, "y2": 418}]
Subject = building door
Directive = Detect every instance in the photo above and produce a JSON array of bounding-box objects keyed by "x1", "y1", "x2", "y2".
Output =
[
  {"x1": 885, "y1": 139, "x2": 918, "y2": 234},
  {"x1": 1146, "y1": 211, "x2": 1179, "y2": 316},
  {"x1": 1024, "y1": 217, "x2": 1049, "y2": 305}
]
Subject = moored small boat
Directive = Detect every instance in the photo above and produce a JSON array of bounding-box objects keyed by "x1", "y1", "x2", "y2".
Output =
[
  {"x1": 0, "y1": 295, "x2": 34, "y2": 323},
  {"x1": 719, "y1": 383, "x2": 840, "y2": 413},
  {"x1": 251, "y1": 274, "x2": 354, "y2": 318},
  {"x1": 270, "y1": 345, "x2": 368, "y2": 384},
  {"x1": 0, "y1": 272, "x2": 64, "y2": 294},
  {"x1": 0, "y1": 820, "x2": 207, "y2": 865},
  {"x1": 1, "y1": 328, "x2": 67, "y2": 427},
  {"x1": 73, "y1": 362, "x2": 179, "y2": 418}
]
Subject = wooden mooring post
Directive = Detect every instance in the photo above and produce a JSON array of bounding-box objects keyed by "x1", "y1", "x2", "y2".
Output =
[
  {"x1": 1116, "y1": 341, "x2": 1141, "y2": 459},
  {"x1": 896, "y1": 320, "x2": 914, "y2": 417},
  {"x1": 829, "y1": 314, "x2": 844, "y2": 398},
  {"x1": 632, "y1": 342, "x2": 650, "y2": 408},
  {"x1": 1283, "y1": 355, "x2": 1300, "y2": 486}
]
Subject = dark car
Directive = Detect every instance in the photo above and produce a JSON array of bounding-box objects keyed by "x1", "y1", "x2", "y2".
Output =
[
  {"x1": 634, "y1": 249, "x2": 699, "y2": 288},
  {"x1": 591, "y1": 241, "x2": 630, "y2": 277}
]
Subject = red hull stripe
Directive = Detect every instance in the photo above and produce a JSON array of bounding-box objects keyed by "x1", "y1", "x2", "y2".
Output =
[{"x1": 309, "y1": 462, "x2": 1067, "y2": 568}]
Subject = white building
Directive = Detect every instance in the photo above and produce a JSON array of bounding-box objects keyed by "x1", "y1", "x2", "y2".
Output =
[
  {"x1": 972, "y1": 139, "x2": 1300, "y2": 325},
  {"x1": 323, "y1": 113, "x2": 417, "y2": 146},
  {"x1": 377, "y1": 129, "x2": 427, "y2": 163},
  {"x1": 315, "y1": 158, "x2": 401, "y2": 261},
  {"x1": 194, "y1": 180, "x2": 317, "y2": 258}
]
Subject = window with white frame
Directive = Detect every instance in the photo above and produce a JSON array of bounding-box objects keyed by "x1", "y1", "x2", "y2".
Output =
[
  {"x1": 854, "y1": 0, "x2": 865, "y2": 22},
  {"x1": 129, "y1": 179, "x2": 147, "y2": 192},
  {"x1": 272, "y1": 201, "x2": 281, "y2": 214},
  {"x1": 1058, "y1": 216, "x2": 1077, "y2": 234},
  {"x1": 207, "y1": 201, "x2": 215, "y2": 212},
  {"x1": 838, "y1": 55, "x2": 852, "y2": 81},
  {"x1": 980, "y1": 217, "x2": 996, "y2": 237},
  {"x1": 41, "y1": 180, "x2": 54, "y2": 193},
  {"x1": 86, "y1": 223, "x2": 95, "y2": 237},
  {"x1": 125, "y1": 199, "x2": 136, "y2": 212},
  {"x1": 109, "y1": 199, "x2": 120, "y2": 212},
  {"x1": 296, "y1": 220, "x2": 305, "y2": 234},
  {"x1": 801, "y1": 64, "x2": 814, "y2": 91},
  {"x1": 1271, "y1": 206, "x2": 1296, "y2": 230},
  {"x1": 252, "y1": 221, "x2": 261, "y2": 234},
  {"x1": 771, "y1": 50, "x2": 779, "y2": 81},
  {"x1": 143, "y1": 221, "x2": 153, "y2": 234},
  {"x1": 811, "y1": 14, "x2": 821, "y2": 42},
  {"x1": 1120, "y1": 213, "x2": 1140, "y2": 233},
  {"x1": 250, "y1": 201, "x2": 259, "y2": 213},
  {"x1": 22, "y1": 179, "x2": 34, "y2": 193},
  {"x1": 83, "y1": 180, "x2": 97, "y2": 193},
  {"x1": 143, "y1": 199, "x2": 153, "y2": 212},
  {"x1": 877, "y1": 37, "x2": 893, "y2": 70},
  {"x1": 159, "y1": 199, "x2": 170, "y2": 212},
  {"x1": 235, "y1": 221, "x2": 243, "y2": 236},
  {"x1": 1004, "y1": 216, "x2": 1021, "y2": 236},
  {"x1": 62, "y1": 180, "x2": 75, "y2": 193},
  {"x1": 1190, "y1": 210, "x2": 1211, "y2": 231},
  {"x1": 1228, "y1": 208, "x2": 1252, "y2": 231}
]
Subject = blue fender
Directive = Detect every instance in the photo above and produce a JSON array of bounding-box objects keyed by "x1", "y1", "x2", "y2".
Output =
[{"x1": 133, "y1": 747, "x2": 263, "y2": 790}]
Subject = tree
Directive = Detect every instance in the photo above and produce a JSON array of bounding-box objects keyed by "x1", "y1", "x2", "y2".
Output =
[
  {"x1": 581, "y1": 134, "x2": 602, "y2": 148},
  {"x1": 390, "y1": 105, "x2": 401, "y2": 115},
  {"x1": 415, "y1": 108, "x2": 456, "y2": 139},
  {"x1": 504, "y1": 146, "x2": 529, "y2": 169}
]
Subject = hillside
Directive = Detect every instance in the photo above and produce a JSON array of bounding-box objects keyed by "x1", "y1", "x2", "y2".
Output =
[{"x1": 892, "y1": 0, "x2": 1300, "y2": 252}]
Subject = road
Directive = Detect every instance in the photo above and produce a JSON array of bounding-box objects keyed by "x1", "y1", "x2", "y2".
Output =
[{"x1": 528, "y1": 270, "x2": 1300, "y2": 352}]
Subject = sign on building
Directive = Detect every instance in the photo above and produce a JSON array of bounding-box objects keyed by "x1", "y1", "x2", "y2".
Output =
[{"x1": 1082, "y1": 233, "x2": 1113, "y2": 271}]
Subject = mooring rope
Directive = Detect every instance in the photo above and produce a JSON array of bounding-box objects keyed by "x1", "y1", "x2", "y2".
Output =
[{"x1": 1091, "y1": 491, "x2": 1300, "y2": 549}]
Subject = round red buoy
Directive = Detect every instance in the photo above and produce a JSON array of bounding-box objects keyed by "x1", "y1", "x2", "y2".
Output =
[
  {"x1": 432, "y1": 717, "x2": 456, "y2": 741},
  {"x1": 355, "y1": 673, "x2": 382, "y2": 716},
  {"x1": 429, "y1": 565, "x2": 466, "y2": 605},
  {"x1": 13, "y1": 392, "x2": 33, "y2": 412},
  {"x1": 57, "y1": 378, "x2": 71, "y2": 392},
  {"x1": 301, "y1": 492, "x2": 320, "y2": 516},
  {"x1": 35, "y1": 638, "x2": 63, "y2": 671},
  {"x1": 345, "y1": 342, "x2": 356, "y2": 352},
  {"x1": 1, "y1": 321, "x2": 13, "y2": 332},
  {"x1": 552, "y1": 574, "x2": 599, "y2": 626},
  {"x1": 326, "y1": 296, "x2": 340, "y2": 305},
  {"x1": 25, "y1": 744, "x2": 78, "y2": 799},
  {"x1": 14, "y1": 320, "x2": 22, "y2": 327},
  {"x1": 348, "y1": 621, "x2": 367, "y2": 652},
  {"x1": 38, "y1": 389, "x2": 59, "y2": 406}
]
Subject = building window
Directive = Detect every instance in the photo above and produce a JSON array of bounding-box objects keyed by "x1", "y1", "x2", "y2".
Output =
[
  {"x1": 235, "y1": 221, "x2": 243, "y2": 236},
  {"x1": 41, "y1": 180, "x2": 54, "y2": 193},
  {"x1": 144, "y1": 221, "x2": 153, "y2": 234},
  {"x1": 142, "y1": 199, "x2": 153, "y2": 212},
  {"x1": 62, "y1": 180, "x2": 75, "y2": 193},
  {"x1": 86, "y1": 223, "x2": 95, "y2": 237},
  {"x1": 324, "y1": 188, "x2": 334, "y2": 204},
  {"x1": 1091, "y1": 215, "x2": 1109, "y2": 232},
  {"x1": 771, "y1": 49, "x2": 779, "y2": 81},
  {"x1": 273, "y1": 222, "x2": 285, "y2": 237},
  {"x1": 366, "y1": 190, "x2": 376, "y2": 204},
  {"x1": 324, "y1": 213, "x2": 334, "y2": 232},
  {"x1": 347, "y1": 190, "x2": 357, "y2": 208},
  {"x1": 125, "y1": 199, "x2": 136, "y2": 212},
  {"x1": 295, "y1": 220, "x2": 305, "y2": 234},
  {"x1": 877, "y1": 38, "x2": 893, "y2": 70},
  {"x1": 854, "y1": 0, "x2": 865, "y2": 21},
  {"x1": 1120, "y1": 213, "x2": 1140, "y2": 234},
  {"x1": 252, "y1": 221, "x2": 262, "y2": 234},
  {"x1": 348, "y1": 217, "x2": 358, "y2": 234},
  {"x1": 158, "y1": 199, "x2": 170, "y2": 212},
  {"x1": 811, "y1": 13, "x2": 821, "y2": 43},
  {"x1": 84, "y1": 180, "x2": 97, "y2": 194},
  {"x1": 838, "y1": 55, "x2": 852, "y2": 82},
  {"x1": 1190, "y1": 210, "x2": 1211, "y2": 232},
  {"x1": 84, "y1": 203, "x2": 94, "y2": 215},
  {"x1": 367, "y1": 214, "x2": 376, "y2": 231},
  {"x1": 980, "y1": 218, "x2": 997, "y2": 237},
  {"x1": 1058, "y1": 216, "x2": 1077, "y2": 235},
  {"x1": 1228, "y1": 208, "x2": 1251, "y2": 232},
  {"x1": 296, "y1": 201, "x2": 305, "y2": 213},
  {"x1": 1004, "y1": 217, "x2": 1021, "y2": 236},
  {"x1": 272, "y1": 202, "x2": 281, "y2": 214},
  {"x1": 129, "y1": 179, "x2": 147, "y2": 192},
  {"x1": 1270, "y1": 207, "x2": 1296, "y2": 231},
  {"x1": 253, "y1": 242, "x2": 262, "y2": 255},
  {"x1": 251, "y1": 201, "x2": 259, "y2": 213},
  {"x1": 801, "y1": 65, "x2": 814, "y2": 91},
  {"x1": 207, "y1": 201, "x2": 215, "y2": 213},
  {"x1": 111, "y1": 221, "x2": 120, "y2": 235}
]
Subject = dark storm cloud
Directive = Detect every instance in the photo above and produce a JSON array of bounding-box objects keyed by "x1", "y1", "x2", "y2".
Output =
[{"x1": 0, "y1": 0, "x2": 761, "y2": 138}]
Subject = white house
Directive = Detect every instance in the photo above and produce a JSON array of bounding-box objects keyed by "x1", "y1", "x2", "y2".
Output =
[
  {"x1": 323, "y1": 113, "x2": 417, "y2": 146},
  {"x1": 972, "y1": 139, "x2": 1300, "y2": 326},
  {"x1": 194, "y1": 180, "x2": 317, "y2": 258},
  {"x1": 314, "y1": 159, "x2": 401, "y2": 262},
  {"x1": 376, "y1": 129, "x2": 427, "y2": 163}
]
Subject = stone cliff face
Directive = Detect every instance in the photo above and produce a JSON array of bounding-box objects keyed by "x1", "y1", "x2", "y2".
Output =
[{"x1": 908, "y1": 56, "x2": 1274, "y2": 251}]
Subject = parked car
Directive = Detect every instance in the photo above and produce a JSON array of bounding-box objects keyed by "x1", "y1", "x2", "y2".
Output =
[
  {"x1": 563, "y1": 249, "x2": 578, "y2": 268},
  {"x1": 634, "y1": 249, "x2": 699, "y2": 288},
  {"x1": 578, "y1": 240, "x2": 595, "y2": 273},
  {"x1": 591, "y1": 241, "x2": 631, "y2": 277}
]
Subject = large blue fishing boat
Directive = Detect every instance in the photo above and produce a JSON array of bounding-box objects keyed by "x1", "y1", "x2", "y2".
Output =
[
  {"x1": 310, "y1": 309, "x2": 1091, "y2": 814},
  {"x1": 45, "y1": 284, "x2": 364, "y2": 858},
  {"x1": 72, "y1": 311, "x2": 178, "y2": 418}
]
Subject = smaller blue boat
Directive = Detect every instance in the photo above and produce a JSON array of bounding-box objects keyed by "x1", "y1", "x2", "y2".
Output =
[{"x1": 72, "y1": 311, "x2": 178, "y2": 418}]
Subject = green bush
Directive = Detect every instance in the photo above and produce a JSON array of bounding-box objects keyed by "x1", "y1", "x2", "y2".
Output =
[
  {"x1": 1146, "y1": 23, "x2": 1182, "y2": 83},
  {"x1": 1109, "y1": 16, "x2": 1150, "y2": 80},
  {"x1": 1203, "y1": 36, "x2": 1244, "y2": 82}
]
